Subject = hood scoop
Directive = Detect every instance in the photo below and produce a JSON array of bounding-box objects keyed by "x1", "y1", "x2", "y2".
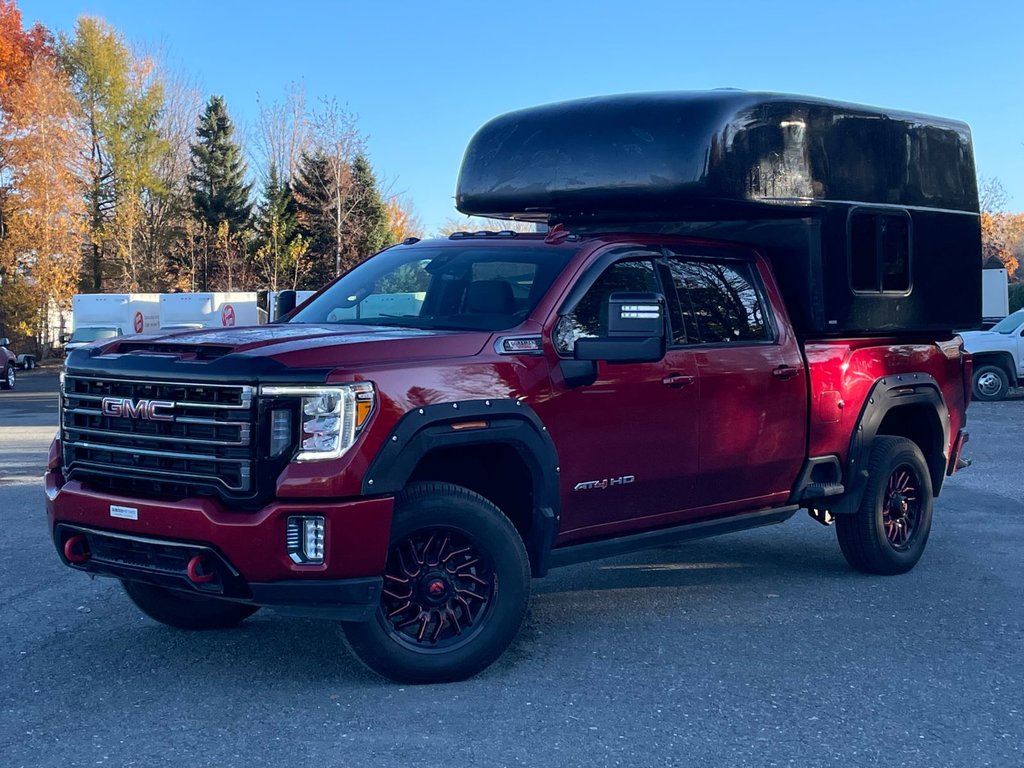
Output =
[{"x1": 112, "y1": 341, "x2": 235, "y2": 361}]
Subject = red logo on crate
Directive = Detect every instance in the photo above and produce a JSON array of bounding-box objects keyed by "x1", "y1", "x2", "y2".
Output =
[
  {"x1": 221, "y1": 304, "x2": 235, "y2": 326},
  {"x1": 133, "y1": 311, "x2": 144, "y2": 333}
]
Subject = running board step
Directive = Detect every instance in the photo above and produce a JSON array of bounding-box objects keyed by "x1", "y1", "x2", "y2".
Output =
[
  {"x1": 800, "y1": 482, "x2": 845, "y2": 500},
  {"x1": 548, "y1": 506, "x2": 799, "y2": 570}
]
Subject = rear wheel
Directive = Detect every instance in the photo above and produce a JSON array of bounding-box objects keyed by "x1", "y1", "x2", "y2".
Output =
[
  {"x1": 121, "y1": 580, "x2": 259, "y2": 630},
  {"x1": 1, "y1": 363, "x2": 14, "y2": 390},
  {"x1": 836, "y1": 436, "x2": 933, "y2": 575},
  {"x1": 972, "y1": 364, "x2": 1009, "y2": 401},
  {"x1": 342, "y1": 482, "x2": 530, "y2": 684}
]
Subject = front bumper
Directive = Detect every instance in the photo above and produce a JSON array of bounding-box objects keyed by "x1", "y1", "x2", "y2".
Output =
[{"x1": 47, "y1": 471, "x2": 394, "y2": 621}]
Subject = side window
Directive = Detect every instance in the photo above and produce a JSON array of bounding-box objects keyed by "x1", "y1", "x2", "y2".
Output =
[
  {"x1": 849, "y1": 209, "x2": 912, "y2": 294},
  {"x1": 669, "y1": 259, "x2": 771, "y2": 344},
  {"x1": 554, "y1": 260, "x2": 658, "y2": 355}
]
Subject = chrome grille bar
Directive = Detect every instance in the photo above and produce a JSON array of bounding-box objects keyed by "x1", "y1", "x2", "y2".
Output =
[{"x1": 61, "y1": 375, "x2": 257, "y2": 495}]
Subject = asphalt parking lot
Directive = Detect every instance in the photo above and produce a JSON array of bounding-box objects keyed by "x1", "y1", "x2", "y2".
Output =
[{"x1": 1, "y1": 370, "x2": 1021, "y2": 768}]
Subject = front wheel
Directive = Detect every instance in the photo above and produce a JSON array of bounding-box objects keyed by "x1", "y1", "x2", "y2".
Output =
[
  {"x1": 836, "y1": 436, "x2": 933, "y2": 575},
  {"x1": 1, "y1": 363, "x2": 14, "y2": 390},
  {"x1": 972, "y1": 364, "x2": 1009, "y2": 402},
  {"x1": 342, "y1": 482, "x2": 531, "y2": 684},
  {"x1": 121, "y1": 580, "x2": 260, "y2": 630}
]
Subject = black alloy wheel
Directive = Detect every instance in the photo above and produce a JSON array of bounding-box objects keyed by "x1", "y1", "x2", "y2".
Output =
[
  {"x1": 836, "y1": 436, "x2": 934, "y2": 575},
  {"x1": 381, "y1": 527, "x2": 496, "y2": 651},
  {"x1": 342, "y1": 482, "x2": 530, "y2": 684}
]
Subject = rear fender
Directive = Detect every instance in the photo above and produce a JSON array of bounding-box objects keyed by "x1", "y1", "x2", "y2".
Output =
[{"x1": 833, "y1": 373, "x2": 950, "y2": 514}]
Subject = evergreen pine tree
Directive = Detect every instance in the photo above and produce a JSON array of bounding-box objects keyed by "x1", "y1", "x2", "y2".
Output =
[
  {"x1": 189, "y1": 95, "x2": 252, "y2": 232},
  {"x1": 292, "y1": 148, "x2": 337, "y2": 289},
  {"x1": 349, "y1": 154, "x2": 391, "y2": 258},
  {"x1": 253, "y1": 163, "x2": 302, "y2": 289}
]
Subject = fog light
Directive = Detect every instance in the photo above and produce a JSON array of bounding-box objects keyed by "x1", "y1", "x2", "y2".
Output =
[{"x1": 287, "y1": 516, "x2": 325, "y2": 564}]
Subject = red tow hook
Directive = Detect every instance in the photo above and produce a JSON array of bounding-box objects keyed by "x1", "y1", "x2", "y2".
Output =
[
  {"x1": 63, "y1": 534, "x2": 90, "y2": 564},
  {"x1": 186, "y1": 555, "x2": 216, "y2": 584}
]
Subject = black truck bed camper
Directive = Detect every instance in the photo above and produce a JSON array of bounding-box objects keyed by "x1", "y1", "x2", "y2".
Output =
[{"x1": 455, "y1": 91, "x2": 982, "y2": 335}]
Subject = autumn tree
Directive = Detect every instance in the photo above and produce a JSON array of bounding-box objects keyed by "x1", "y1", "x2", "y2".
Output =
[
  {"x1": 253, "y1": 83, "x2": 310, "y2": 185},
  {"x1": 142, "y1": 62, "x2": 202, "y2": 291},
  {"x1": 981, "y1": 211, "x2": 1022, "y2": 278},
  {"x1": 385, "y1": 194, "x2": 423, "y2": 243},
  {"x1": 0, "y1": 3, "x2": 83, "y2": 351},
  {"x1": 61, "y1": 16, "x2": 166, "y2": 292},
  {"x1": 188, "y1": 95, "x2": 252, "y2": 289}
]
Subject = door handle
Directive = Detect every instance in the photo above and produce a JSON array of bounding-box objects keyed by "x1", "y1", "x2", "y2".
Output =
[
  {"x1": 662, "y1": 373, "x2": 696, "y2": 387},
  {"x1": 772, "y1": 365, "x2": 800, "y2": 380}
]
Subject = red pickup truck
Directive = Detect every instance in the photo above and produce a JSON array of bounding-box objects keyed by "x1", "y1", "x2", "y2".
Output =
[{"x1": 47, "y1": 92, "x2": 979, "y2": 684}]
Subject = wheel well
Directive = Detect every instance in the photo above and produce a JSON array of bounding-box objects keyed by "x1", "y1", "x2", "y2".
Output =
[
  {"x1": 972, "y1": 353, "x2": 1017, "y2": 384},
  {"x1": 406, "y1": 443, "x2": 535, "y2": 545},
  {"x1": 876, "y1": 404, "x2": 945, "y2": 493}
]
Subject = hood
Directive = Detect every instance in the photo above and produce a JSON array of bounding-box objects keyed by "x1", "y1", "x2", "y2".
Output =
[
  {"x1": 96, "y1": 323, "x2": 493, "y2": 371},
  {"x1": 960, "y1": 330, "x2": 1012, "y2": 352}
]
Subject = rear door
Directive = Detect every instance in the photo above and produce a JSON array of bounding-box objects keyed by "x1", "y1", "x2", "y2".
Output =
[{"x1": 662, "y1": 252, "x2": 807, "y2": 513}]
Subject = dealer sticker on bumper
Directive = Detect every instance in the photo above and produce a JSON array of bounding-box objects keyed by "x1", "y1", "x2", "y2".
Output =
[{"x1": 110, "y1": 504, "x2": 138, "y2": 521}]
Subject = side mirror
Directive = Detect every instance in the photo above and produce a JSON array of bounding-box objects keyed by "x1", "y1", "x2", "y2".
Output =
[
  {"x1": 573, "y1": 292, "x2": 667, "y2": 364},
  {"x1": 59, "y1": 333, "x2": 70, "y2": 345},
  {"x1": 275, "y1": 290, "x2": 297, "y2": 320}
]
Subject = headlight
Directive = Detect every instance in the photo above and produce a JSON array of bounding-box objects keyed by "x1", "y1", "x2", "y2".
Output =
[{"x1": 260, "y1": 383, "x2": 375, "y2": 461}]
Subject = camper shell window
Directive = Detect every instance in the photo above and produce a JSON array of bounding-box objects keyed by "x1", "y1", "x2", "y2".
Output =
[{"x1": 848, "y1": 208, "x2": 913, "y2": 295}]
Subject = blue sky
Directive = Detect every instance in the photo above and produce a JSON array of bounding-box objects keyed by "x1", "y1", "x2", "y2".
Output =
[{"x1": 20, "y1": 0, "x2": 1024, "y2": 233}]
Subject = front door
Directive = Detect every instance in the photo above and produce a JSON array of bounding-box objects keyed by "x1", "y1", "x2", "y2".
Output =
[{"x1": 540, "y1": 253, "x2": 702, "y2": 542}]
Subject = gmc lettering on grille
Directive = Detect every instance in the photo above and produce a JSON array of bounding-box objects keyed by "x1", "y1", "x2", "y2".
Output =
[{"x1": 100, "y1": 397, "x2": 175, "y2": 421}]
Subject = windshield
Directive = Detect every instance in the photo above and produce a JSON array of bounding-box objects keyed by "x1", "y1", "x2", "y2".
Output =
[
  {"x1": 69, "y1": 327, "x2": 120, "y2": 343},
  {"x1": 289, "y1": 243, "x2": 576, "y2": 331},
  {"x1": 991, "y1": 309, "x2": 1024, "y2": 334}
]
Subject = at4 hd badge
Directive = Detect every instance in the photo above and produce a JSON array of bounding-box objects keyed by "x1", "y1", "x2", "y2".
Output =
[{"x1": 574, "y1": 475, "x2": 635, "y2": 491}]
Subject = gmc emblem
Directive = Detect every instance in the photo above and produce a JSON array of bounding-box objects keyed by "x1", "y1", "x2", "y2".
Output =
[{"x1": 101, "y1": 397, "x2": 175, "y2": 421}]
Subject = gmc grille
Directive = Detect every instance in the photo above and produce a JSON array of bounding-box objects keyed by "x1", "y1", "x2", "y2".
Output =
[{"x1": 61, "y1": 375, "x2": 256, "y2": 498}]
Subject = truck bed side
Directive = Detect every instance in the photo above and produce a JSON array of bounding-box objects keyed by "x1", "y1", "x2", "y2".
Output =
[{"x1": 804, "y1": 337, "x2": 970, "y2": 491}]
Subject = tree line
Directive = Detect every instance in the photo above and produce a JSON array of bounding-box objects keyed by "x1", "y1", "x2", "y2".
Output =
[{"x1": 0, "y1": 2, "x2": 421, "y2": 350}]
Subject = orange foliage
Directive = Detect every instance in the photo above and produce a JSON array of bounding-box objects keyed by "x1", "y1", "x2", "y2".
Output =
[
  {"x1": 386, "y1": 195, "x2": 423, "y2": 243},
  {"x1": 980, "y1": 211, "x2": 1023, "y2": 277},
  {"x1": 0, "y1": 0, "x2": 51, "y2": 111}
]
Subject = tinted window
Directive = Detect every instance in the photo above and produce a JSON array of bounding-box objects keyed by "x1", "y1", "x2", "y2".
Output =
[
  {"x1": 668, "y1": 260, "x2": 771, "y2": 344},
  {"x1": 554, "y1": 260, "x2": 658, "y2": 355},
  {"x1": 290, "y1": 244, "x2": 575, "y2": 332},
  {"x1": 849, "y1": 209, "x2": 912, "y2": 293}
]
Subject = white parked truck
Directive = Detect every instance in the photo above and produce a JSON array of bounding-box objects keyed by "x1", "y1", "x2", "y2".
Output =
[
  {"x1": 159, "y1": 292, "x2": 261, "y2": 330},
  {"x1": 66, "y1": 294, "x2": 161, "y2": 353},
  {"x1": 982, "y1": 269, "x2": 1010, "y2": 327},
  {"x1": 961, "y1": 308, "x2": 1024, "y2": 400}
]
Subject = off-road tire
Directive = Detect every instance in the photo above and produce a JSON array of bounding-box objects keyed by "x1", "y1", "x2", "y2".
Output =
[
  {"x1": 972, "y1": 364, "x2": 1009, "y2": 402},
  {"x1": 121, "y1": 580, "x2": 259, "y2": 630},
  {"x1": 342, "y1": 482, "x2": 531, "y2": 684},
  {"x1": 836, "y1": 436, "x2": 933, "y2": 575},
  {"x1": 1, "y1": 363, "x2": 14, "y2": 390}
]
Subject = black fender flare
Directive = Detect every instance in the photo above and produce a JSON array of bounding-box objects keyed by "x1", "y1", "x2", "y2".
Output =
[
  {"x1": 362, "y1": 399, "x2": 560, "y2": 576},
  {"x1": 833, "y1": 372, "x2": 950, "y2": 515}
]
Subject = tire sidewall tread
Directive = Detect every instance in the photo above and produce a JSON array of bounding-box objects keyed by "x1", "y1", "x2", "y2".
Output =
[
  {"x1": 342, "y1": 481, "x2": 531, "y2": 685},
  {"x1": 836, "y1": 436, "x2": 934, "y2": 575}
]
